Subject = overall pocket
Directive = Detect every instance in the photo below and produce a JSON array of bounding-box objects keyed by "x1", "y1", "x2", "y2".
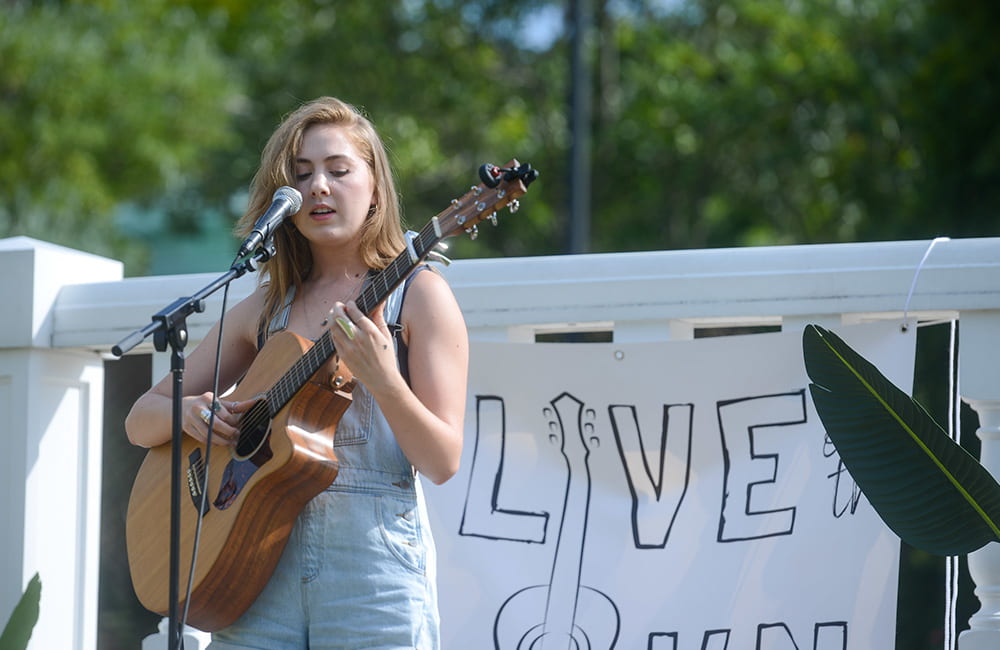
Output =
[{"x1": 376, "y1": 494, "x2": 426, "y2": 575}]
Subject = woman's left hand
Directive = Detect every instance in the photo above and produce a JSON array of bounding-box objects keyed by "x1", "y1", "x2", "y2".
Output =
[{"x1": 328, "y1": 300, "x2": 399, "y2": 389}]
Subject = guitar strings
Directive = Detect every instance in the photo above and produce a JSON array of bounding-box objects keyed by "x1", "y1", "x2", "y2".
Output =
[{"x1": 230, "y1": 230, "x2": 442, "y2": 450}]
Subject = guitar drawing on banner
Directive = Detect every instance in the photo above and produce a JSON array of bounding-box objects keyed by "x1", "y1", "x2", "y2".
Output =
[
  {"x1": 126, "y1": 161, "x2": 539, "y2": 632},
  {"x1": 494, "y1": 392, "x2": 621, "y2": 649}
]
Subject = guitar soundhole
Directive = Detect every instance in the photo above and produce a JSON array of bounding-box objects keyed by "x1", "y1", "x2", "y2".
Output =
[{"x1": 232, "y1": 401, "x2": 271, "y2": 461}]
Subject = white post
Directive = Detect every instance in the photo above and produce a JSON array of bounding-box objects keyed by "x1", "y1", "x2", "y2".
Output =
[
  {"x1": 959, "y1": 310, "x2": 1000, "y2": 649},
  {"x1": 141, "y1": 618, "x2": 210, "y2": 649},
  {"x1": 0, "y1": 237, "x2": 122, "y2": 650}
]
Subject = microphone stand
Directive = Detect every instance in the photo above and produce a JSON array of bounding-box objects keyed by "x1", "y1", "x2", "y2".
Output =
[{"x1": 113, "y1": 241, "x2": 275, "y2": 650}]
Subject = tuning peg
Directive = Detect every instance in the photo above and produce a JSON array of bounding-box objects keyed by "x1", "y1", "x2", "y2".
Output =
[
  {"x1": 479, "y1": 163, "x2": 501, "y2": 188},
  {"x1": 466, "y1": 224, "x2": 479, "y2": 240},
  {"x1": 508, "y1": 199, "x2": 520, "y2": 214},
  {"x1": 489, "y1": 212, "x2": 498, "y2": 226},
  {"x1": 435, "y1": 240, "x2": 449, "y2": 252}
]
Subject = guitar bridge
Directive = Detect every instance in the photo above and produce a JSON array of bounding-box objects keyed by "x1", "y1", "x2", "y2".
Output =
[{"x1": 186, "y1": 448, "x2": 211, "y2": 517}]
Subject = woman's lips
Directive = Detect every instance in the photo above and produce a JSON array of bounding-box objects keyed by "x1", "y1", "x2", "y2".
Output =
[{"x1": 310, "y1": 205, "x2": 336, "y2": 220}]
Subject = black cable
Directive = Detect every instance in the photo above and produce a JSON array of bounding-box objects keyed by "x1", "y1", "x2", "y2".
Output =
[{"x1": 178, "y1": 276, "x2": 233, "y2": 636}]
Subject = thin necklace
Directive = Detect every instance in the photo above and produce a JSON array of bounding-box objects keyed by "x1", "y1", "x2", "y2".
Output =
[{"x1": 304, "y1": 272, "x2": 368, "y2": 332}]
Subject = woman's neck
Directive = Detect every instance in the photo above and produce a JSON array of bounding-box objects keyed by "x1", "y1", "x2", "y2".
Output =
[{"x1": 307, "y1": 244, "x2": 368, "y2": 284}]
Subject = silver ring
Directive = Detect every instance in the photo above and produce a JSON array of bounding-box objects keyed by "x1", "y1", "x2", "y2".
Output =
[{"x1": 199, "y1": 408, "x2": 212, "y2": 425}]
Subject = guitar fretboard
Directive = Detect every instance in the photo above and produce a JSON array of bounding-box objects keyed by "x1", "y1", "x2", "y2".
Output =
[{"x1": 264, "y1": 220, "x2": 443, "y2": 414}]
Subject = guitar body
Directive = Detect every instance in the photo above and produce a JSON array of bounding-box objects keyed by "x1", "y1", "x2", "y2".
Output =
[{"x1": 126, "y1": 330, "x2": 353, "y2": 631}]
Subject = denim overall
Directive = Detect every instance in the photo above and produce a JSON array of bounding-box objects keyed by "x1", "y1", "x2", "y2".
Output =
[{"x1": 210, "y1": 270, "x2": 439, "y2": 650}]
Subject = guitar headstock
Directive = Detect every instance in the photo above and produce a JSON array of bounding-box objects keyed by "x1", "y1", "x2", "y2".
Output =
[{"x1": 435, "y1": 159, "x2": 539, "y2": 240}]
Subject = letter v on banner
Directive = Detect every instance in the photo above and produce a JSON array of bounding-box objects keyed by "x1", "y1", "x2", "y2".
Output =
[{"x1": 609, "y1": 403, "x2": 694, "y2": 549}]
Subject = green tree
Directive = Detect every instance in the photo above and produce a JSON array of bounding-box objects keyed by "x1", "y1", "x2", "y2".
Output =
[
  {"x1": 586, "y1": 0, "x2": 919, "y2": 250},
  {"x1": 0, "y1": 0, "x2": 241, "y2": 271},
  {"x1": 3, "y1": 0, "x2": 999, "y2": 268},
  {"x1": 167, "y1": 0, "x2": 567, "y2": 262},
  {"x1": 587, "y1": 0, "x2": 1000, "y2": 252},
  {"x1": 900, "y1": 0, "x2": 1000, "y2": 241}
]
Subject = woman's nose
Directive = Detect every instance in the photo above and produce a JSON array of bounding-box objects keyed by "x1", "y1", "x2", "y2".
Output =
[{"x1": 310, "y1": 174, "x2": 331, "y2": 197}]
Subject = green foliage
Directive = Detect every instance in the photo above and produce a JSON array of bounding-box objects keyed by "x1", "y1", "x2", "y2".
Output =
[
  {"x1": 0, "y1": 573, "x2": 41, "y2": 650},
  {"x1": 902, "y1": 0, "x2": 1000, "y2": 240},
  {"x1": 178, "y1": 0, "x2": 567, "y2": 260},
  {"x1": 3, "y1": 0, "x2": 1000, "y2": 273},
  {"x1": 0, "y1": 0, "x2": 240, "y2": 271},
  {"x1": 591, "y1": 0, "x2": 930, "y2": 250},
  {"x1": 802, "y1": 324, "x2": 1000, "y2": 556}
]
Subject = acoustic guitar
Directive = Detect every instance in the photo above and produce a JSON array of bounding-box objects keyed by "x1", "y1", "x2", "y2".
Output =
[{"x1": 126, "y1": 161, "x2": 538, "y2": 632}]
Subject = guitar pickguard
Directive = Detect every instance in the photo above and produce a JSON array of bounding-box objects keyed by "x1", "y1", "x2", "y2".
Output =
[{"x1": 213, "y1": 436, "x2": 275, "y2": 511}]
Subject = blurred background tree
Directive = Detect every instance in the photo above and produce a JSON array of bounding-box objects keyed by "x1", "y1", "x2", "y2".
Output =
[
  {"x1": 0, "y1": 0, "x2": 240, "y2": 272},
  {"x1": 3, "y1": 0, "x2": 998, "y2": 647}
]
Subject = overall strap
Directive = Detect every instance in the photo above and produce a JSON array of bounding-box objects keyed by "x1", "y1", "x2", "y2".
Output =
[
  {"x1": 385, "y1": 264, "x2": 432, "y2": 385},
  {"x1": 257, "y1": 285, "x2": 297, "y2": 350}
]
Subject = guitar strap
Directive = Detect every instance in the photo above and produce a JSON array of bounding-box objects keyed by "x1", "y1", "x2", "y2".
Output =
[{"x1": 257, "y1": 285, "x2": 297, "y2": 351}]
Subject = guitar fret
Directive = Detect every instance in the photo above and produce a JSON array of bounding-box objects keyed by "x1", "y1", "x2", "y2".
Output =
[
  {"x1": 266, "y1": 332, "x2": 335, "y2": 414},
  {"x1": 413, "y1": 232, "x2": 428, "y2": 259},
  {"x1": 420, "y1": 226, "x2": 437, "y2": 256},
  {"x1": 358, "y1": 288, "x2": 374, "y2": 315}
]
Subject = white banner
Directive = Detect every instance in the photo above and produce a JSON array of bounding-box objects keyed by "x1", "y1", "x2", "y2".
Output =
[{"x1": 424, "y1": 322, "x2": 915, "y2": 650}]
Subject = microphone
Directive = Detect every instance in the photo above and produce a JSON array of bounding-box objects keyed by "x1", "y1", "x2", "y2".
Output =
[{"x1": 236, "y1": 186, "x2": 303, "y2": 258}]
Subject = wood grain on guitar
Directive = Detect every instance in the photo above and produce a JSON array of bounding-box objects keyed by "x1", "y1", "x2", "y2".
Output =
[{"x1": 125, "y1": 161, "x2": 537, "y2": 631}]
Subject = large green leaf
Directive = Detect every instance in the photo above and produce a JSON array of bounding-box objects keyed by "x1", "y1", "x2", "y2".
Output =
[
  {"x1": 0, "y1": 573, "x2": 40, "y2": 650},
  {"x1": 802, "y1": 324, "x2": 1000, "y2": 556}
]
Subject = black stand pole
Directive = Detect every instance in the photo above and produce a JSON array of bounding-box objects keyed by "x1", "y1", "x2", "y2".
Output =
[{"x1": 113, "y1": 247, "x2": 272, "y2": 650}]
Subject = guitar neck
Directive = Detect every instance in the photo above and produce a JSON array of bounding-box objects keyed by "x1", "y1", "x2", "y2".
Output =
[
  {"x1": 265, "y1": 219, "x2": 444, "y2": 414},
  {"x1": 357, "y1": 219, "x2": 442, "y2": 315}
]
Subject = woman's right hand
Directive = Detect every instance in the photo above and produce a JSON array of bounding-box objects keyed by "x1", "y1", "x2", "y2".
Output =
[{"x1": 184, "y1": 393, "x2": 246, "y2": 446}]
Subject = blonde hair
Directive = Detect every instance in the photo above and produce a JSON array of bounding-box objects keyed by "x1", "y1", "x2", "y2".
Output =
[{"x1": 235, "y1": 97, "x2": 405, "y2": 342}]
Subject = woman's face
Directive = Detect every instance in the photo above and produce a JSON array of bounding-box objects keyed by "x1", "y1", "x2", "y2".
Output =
[{"x1": 291, "y1": 123, "x2": 376, "y2": 247}]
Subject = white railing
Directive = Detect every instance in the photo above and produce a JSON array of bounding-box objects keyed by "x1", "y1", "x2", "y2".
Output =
[{"x1": 3, "y1": 235, "x2": 1000, "y2": 649}]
